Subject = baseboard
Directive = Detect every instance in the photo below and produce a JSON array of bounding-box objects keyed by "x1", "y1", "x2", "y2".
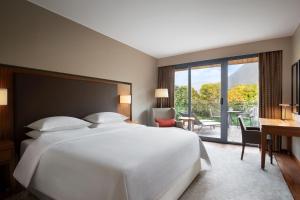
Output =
[
  {"x1": 280, "y1": 150, "x2": 300, "y2": 165},
  {"x1": 291, "y1": 152, "x2": 300, "y2": 167}
]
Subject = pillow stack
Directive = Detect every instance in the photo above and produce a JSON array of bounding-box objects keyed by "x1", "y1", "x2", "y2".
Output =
[
  {"x1": 26, "y1": 116, "x2": 91, "y2": 139},
  {"x1": 84, "y1": 112, "x2": 128, "y2": 124}
]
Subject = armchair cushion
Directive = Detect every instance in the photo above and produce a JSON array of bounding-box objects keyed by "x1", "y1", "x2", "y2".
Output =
[{"x1": 155, "y1": 118, "x2": 176, "y2": 127}]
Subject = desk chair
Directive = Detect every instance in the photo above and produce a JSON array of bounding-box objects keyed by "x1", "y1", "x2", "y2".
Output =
[{"x1": 238, "y1": 116, "x2": 273, "y2": 164}]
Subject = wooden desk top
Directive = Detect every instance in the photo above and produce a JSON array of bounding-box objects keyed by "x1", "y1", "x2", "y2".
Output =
[{"x1": 259, "y1": 118, "x2": 300, "y2": 128}]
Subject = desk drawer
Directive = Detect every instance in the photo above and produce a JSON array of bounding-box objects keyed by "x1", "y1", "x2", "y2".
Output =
[{"x1": 0, "y1": 150, "x2": 11, "y2": 162}]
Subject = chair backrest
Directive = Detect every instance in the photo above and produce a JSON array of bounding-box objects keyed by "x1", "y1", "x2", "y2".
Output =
[
  {"x1": 209, "y1": 108, "x2": 213, "y2": 118},
  {"x1": 238, "y1": 116, "x2": 246, "y2": 133},
  {"x1": 209, "y1": 107, "x2": 220, "y2": 118},
  {"x1": 191, "y1": 113, "x2": 202, "y2": 125},
  {"x1": 238, "y1": 116, "x2": 247, "y2": 144},
  {"x1": 238, "y1": 116, "x2": 261, "y2": 144},
  {"x1": 179, "y1": 112, "x2": 189, "y2": 117},
  {"x1": 151, "y1": 108, "x2": 175, "y2": 126}
]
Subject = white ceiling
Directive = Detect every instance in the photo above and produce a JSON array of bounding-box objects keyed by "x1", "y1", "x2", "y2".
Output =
[{"x1": 28, "y1": 0, "x2": 300, "y2": 58}]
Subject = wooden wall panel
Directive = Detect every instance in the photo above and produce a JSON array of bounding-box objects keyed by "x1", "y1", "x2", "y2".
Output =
[
  {"x1": 0, "y1": 64, "x2": 132, "y2": 141},
  {"x1": 0, "y1": 67, "x2": 13, "y2": 140}
]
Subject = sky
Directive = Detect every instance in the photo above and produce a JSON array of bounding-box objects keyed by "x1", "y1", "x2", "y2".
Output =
[{"x1": 175, "y1": 64, "x2": 243, "y2": 91}]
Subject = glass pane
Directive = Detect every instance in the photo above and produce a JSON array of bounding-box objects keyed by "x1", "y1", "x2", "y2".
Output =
[
  {"x1": 175, "y1": 68, "x2": 189, "y2": 128},
  {"x1": 191, "y1": 64, "x2": 221, "y2": 139},
  {"x1": 227, "y1": 57, "x2": 259, "y2": 143}
]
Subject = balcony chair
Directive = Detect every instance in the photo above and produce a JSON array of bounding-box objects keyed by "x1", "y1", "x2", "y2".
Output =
[{"x1": 179, "y1": 112, "x2": 220, "y2": 131}]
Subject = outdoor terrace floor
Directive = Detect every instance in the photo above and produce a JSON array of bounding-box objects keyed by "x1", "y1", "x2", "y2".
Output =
[{"x1": 191, "y1": 126, "x2": 242, "y2": 143}]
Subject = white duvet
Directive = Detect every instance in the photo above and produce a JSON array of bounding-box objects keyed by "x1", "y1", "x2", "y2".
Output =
[{"x1": 14, "y1": 123, "x2": 210, "y2": 200}]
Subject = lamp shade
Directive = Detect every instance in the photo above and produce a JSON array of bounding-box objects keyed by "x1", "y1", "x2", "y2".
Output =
[
  {"x1": 0, "y1": 89, "x2": 7, "y2": 105},
  {"x1": 155, "y1": 88, "x2": 168, "y2": 98},
  {"x1": 120, "y1": 95, "x2": 131, "y2": 104}
]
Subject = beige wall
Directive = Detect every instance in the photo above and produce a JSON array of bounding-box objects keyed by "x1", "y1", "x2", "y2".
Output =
[
  {"x1": 293, "y1": 25, "x2": 300, "y2": 63},
  {"x1": 0, "y1": 0, "x2": 157, "y2": 124},
  {"x1": 292, "y1": 25, "x2": 300, "y2": 160}
]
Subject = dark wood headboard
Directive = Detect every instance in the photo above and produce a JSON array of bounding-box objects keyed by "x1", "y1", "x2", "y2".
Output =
[
  {"x1": 14, "y1": 73, "x2": 118, "y2": 147},
  {"x1": 0, "y1": 64, "x2": 132, "y2": 154}
]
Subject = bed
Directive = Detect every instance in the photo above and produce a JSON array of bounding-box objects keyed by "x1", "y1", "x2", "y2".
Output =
[
  {"x1": 11, "y1": 72, "x2": 209, "y2": 200},
  {"x1": 14, "y1": 122, "x2": 209, "y2": 200}
]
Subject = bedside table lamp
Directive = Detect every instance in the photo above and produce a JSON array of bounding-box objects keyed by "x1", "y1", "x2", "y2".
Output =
[
  {"x1": 279, "y1": 104, "x2": 290, "y2": 120},
  {"x1": 120, "y1": 95, "x2": 131, "y2": 104},
  {"x1": 155, "y1": 88, "x2": 168, "y2": 108},
  {"x1": 0, "y1": 88, "x2": 7, "y2": 106}
]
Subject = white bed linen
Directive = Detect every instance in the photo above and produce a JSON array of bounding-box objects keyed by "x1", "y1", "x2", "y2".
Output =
[
  {"x1": 14, "y1": 123, "x2": 209, "y2": 200},
  {"x1": 20, "y1": 139, "x2": 35, "y2": 156}
]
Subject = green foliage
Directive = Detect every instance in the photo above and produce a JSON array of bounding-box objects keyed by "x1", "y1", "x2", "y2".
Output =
[
  {"x1": 194, "y1": 83, "x2": 220, "y2": 118},
  {"x1": 174, "y1": 85, "x2": 188, "y2": 113},
  {"x1": 175, "y1": 83, "x2": 258, "y2": 122},
  {"x1": 228, "y1": 84, "x2": 258, "y2": 110}
]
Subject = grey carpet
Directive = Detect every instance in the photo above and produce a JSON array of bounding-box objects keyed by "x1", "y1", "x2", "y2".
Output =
[
  {"x1": 180, "y1": 142, "x2": 293, "y2": 200},
  {"x1": 7, "y1": 142, "x2": 293, "y2": 200}
]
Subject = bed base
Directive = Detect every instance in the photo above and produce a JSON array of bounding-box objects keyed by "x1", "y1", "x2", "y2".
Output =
[{"x1": 28, "y1": 159, "x2": 201, "y2": 200}]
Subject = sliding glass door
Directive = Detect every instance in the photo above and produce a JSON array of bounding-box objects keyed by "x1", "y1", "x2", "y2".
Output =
[
  {"x1": 175, "y1": 55, "x2": 258, "y2": 144},
  {"x1": 175, "y1": 60, "x2": 227, "y2": 142},
  {"x1": 190, "y1": 64, "x2": 222, "y2": 140},
  {"x1": 227, "y1": 58, "x2": 259, "y2": 143}
]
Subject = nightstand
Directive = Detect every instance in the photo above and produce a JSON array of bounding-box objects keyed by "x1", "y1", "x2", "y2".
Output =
[{"x1": 0, "y1": 140, "x2": 15, "y2": 192}]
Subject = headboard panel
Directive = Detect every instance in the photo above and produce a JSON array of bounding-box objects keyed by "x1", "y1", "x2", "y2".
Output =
[{"x1": 13, "y1": 72, "x2": 118, "y2": 150}]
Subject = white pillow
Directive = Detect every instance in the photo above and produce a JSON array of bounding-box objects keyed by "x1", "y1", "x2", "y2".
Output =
[
  {"x1": 26, "y1": 127, "x2": 89, "y2": 139},
  {"x1": 26, "y1": 130, "x2": 43, "y2": 139},
  {"x1": 89, "y1": 121, "x2": 128, "y2": 128},
  {"x1": 84, "y1": 112, "x2": 128, "y2": 124},
  {"x1": 26, "y1": 116, "x2": 91, "y2": 131}
]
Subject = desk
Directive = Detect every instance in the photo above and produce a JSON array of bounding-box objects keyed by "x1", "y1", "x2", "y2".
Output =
[
  {"x1": 259, "y1": 118, "x2": 300, "y2": 169},
  {"x1": 179, "y1": 116, "x2": 195, "y2": 131}
]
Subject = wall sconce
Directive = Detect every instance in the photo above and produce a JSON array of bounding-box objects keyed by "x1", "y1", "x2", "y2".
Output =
[
  {"x1": 0, "y1": 88, "x2": 7, "y2": 106},
  {"x1": 120, "y1": 95, "x2": 131, "y2": 104}
]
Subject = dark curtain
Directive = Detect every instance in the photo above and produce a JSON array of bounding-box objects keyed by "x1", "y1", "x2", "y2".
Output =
[
  {"x1": 157, "y1": 66, "x2": 175, "y2": 108},
  {"x1": 259, "y1": 50, "x2": 283, "y2": 151}
]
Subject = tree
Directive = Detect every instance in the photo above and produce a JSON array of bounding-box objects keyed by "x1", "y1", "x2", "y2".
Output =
[
  {"x1": 174, "y1": 85, "x2": 188, "y2": 114},
  {"x1": 175, "y1": 83, "x2": 258, "y2": 121},
  {"x1": 199, "y1": 83, "x2": 220, "y2": 104},
  {"x1": 175, "y1": 83, "x2": 221, "y2": 119},
  {"x1": 197, "y1": 83, "x2": 220, "y2": 118},
  {"x1": 228, "y1": 84, "x2": 258, "y2": 110}
]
